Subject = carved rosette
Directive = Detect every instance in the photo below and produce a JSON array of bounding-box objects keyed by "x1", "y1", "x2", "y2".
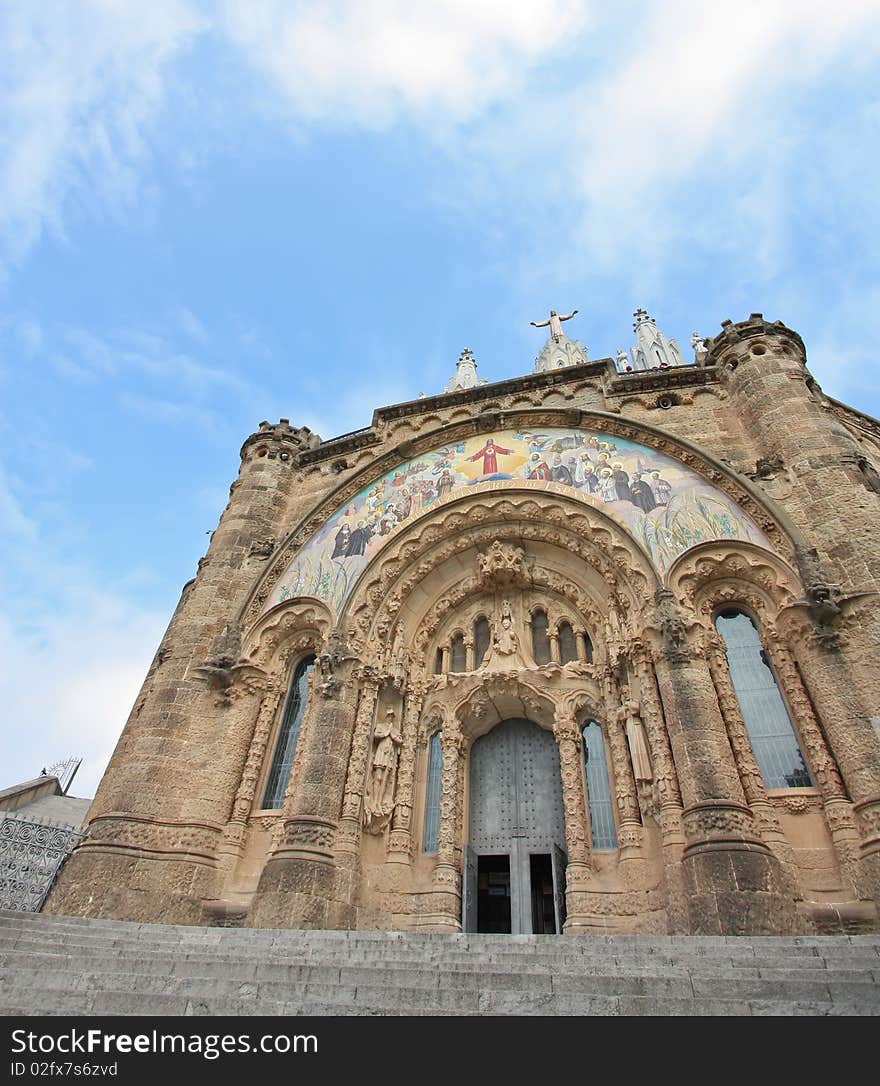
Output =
[
  {"x1": 336, "y1": 673, "x2": 380, "y2": 854},
  {"x1": 388, "y1": 690, "x2": 424, "y2": 860},
  {"x1": 553, "y1": 714, "x2": 591, "y2": 874}
]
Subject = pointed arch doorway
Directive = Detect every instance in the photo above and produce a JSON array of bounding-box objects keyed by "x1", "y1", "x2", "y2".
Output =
[{"x1": 463, "y1": 718, "x2": 568, "y2": 934}]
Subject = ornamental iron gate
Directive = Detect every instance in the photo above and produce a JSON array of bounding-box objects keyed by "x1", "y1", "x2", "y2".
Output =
[{"x1": 0, "y1": 814, "x2": 84, "y2": 913}]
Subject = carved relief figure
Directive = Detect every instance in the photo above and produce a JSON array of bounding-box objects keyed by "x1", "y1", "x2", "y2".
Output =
[
  {"x1": 364, "y1": 708, "x2": 403, "y2": 833},
  {"x1": 482, "y1": 599, "x2": 529, "y2": 671}
]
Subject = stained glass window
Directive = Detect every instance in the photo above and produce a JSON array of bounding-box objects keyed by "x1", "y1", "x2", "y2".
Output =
[
  {"x1": 473, "y1": 617, "x2": 491, "y2": 669},
  {"x1": 531, "y1": 610, "x2": 550, "y2": 665},
  {"x1": 715, "y1": 610, "x2": 811, "y2": 789},
  {"x1": 582, "y1": 721, "x2": 617, "y2": 850},
  {"x1": 450, "y1": 633, "x2": 466, "y2": 672},
  {"x1": 262, "y1": 655, "x2": 315, "y2": 809},
  {"x1": 558, "y1": 621, "x2": 578, "y2": 664},
  {"x1": 423, "y1": 732, "x2": 443, "y2": 853}
]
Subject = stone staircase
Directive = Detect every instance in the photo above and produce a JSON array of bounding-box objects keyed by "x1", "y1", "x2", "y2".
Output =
[{"x1": 1, "y1": 910, "x2": 878, "y2": 1016}]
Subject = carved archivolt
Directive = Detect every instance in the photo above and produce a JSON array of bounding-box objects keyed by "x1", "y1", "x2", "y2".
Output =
[
  {"x1": 242, "y1": 597, "x2": 332, "y2": 671},
  {"x1": 667, "y1": 542, "x2": 801, "y2": 629},
  {"x1": 341, "y1": 491, "x2": 658, "y2": 681}
]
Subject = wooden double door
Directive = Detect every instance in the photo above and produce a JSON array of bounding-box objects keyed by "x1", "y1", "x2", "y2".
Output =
[{"x1": 463, "y1": 719, "x2": 567, "y2": 934}]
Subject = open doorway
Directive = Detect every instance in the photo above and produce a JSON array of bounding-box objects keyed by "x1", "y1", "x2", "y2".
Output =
[
  {"x1": 476, "y1": 854, "x2": 511, "y2": 933},
  {"x1": 529, "y1": 854, "x2": 556, "y2": 934}
]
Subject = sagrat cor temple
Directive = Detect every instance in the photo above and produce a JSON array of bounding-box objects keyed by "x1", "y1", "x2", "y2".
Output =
[{"x1": 47, "y1": 310, "x2": 880, "y2": 937}]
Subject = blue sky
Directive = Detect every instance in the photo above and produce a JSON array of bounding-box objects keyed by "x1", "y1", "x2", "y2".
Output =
[{"x1": 2, "y1": 1, "x2": 879, "y2": 797}]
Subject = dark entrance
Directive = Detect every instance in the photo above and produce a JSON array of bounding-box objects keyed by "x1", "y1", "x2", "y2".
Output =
[
  {"x1": 463, "y1": 718, "x2": 568, "y2": 934},
  {"x1": 476, "y1": 854, "x2": 512, "y2": 933}
]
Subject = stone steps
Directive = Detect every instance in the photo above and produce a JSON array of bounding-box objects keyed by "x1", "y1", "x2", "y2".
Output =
[{"x1": 2, "y1": 911, "x2": 878, "y2": 1016}]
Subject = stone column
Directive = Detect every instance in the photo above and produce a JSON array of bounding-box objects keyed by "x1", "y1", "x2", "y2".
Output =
[
  {"x1": 215, "y1": 679, "x2": 283, "y2": 874},
  {"x1": 631, "y1": 641, "x2": 683, "y2": 825},
  {"x1": 578, "y1": 630, "x2": 592, "y2": 663},
  {"x1": 335, "y1": 671, "x2": 380, "y2": 858},
  {"x1": 388, "y1": 688, "x2": 424, "y2": 864},
  {"x1": 650, "y1": 590, "x2": 796, "y2": 934},
  {"x1": 441, "y1": 645, "x2": 450, "y2": 674},
  {"x1": 549, "y1": 630, "x2": 560, "y2": 664},
  {"x1": 600, "y1": 667, "x2": 643, "y2": 862},
  {"x1": 553, "y1": 712, "x2": 592, "y2": 933},
  {"x1": 427, "y1": 721, "x2": 466, "y2": 930},
  {"x1": 630, "y1": 639, "x2": 687, "y2": 931},
  {"x1": 464, "y1": 637, "x2": 475, "y2": 673},
  {"x1": 249, "y1": 651, "x2": 360, "y2": 929},
  {"x1": 554, "y1": 713, "x2": 591, "y2": 879},
  {"x1": 773, "y1": 631, "x2": 877, "y2": 897}
]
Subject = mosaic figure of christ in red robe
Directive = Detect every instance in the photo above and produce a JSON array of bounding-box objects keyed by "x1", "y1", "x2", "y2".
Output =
[{"x1": 467, "y1": 438, "x2": 513, "y2": 475}]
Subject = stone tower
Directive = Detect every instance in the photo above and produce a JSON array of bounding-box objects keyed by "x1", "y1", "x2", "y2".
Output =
[{"x1": 46, "y1": 311, "x2": 880, "y2": 937}]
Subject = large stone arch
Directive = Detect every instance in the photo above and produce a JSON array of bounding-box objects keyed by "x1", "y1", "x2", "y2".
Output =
[{"x1": 238, "y1": 408, "x2": 811, "y2": 634}]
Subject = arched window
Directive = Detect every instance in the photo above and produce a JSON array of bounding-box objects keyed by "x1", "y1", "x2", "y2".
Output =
[
  {"x1": 434, "y1": 648, "x2": 444, "y2": 675},
  {"x1": 583, "y1": 631, "x2": 594, "y2": 664},
  {"x1": 715, "y1": 610, "x2": 811, "y2": 789},
  {"x1": 473, "y1": 616, "x2": 491, "y2": 669},
  {"x1": 262, "y1": 654, "x2": 315, "y2": 809},
  {"x1": 582, "y1": 721, "x2": 617, "y2": 850},
  {"x1": 558, "y1": 621, "x2": 578, "y2": 664},
  {"x1": 423, "y1": 732, "x2": 443, "y2": 853},
  {"x1": 531, "y1": 609, "x2": 550, "y2": 665},
  {"x1": 450, "y1": 633, "x2": 467, "y2": 673}
]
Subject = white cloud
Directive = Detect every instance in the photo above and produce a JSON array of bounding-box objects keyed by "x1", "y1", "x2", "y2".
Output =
[
  {"x1": 0, "y1": 0, "x2": 203, "y2": 274},
  {"x1": 0, "y1": 436, "x2": 166, "y2": 797},
  {"x1": 0, "y1": 593, "x2": 166, "y2": 799},
  {"x1": 221, "y1": 0, "x2": 592, "y2": 125}
]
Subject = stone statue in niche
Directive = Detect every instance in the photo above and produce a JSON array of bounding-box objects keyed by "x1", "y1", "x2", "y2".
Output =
[
  {"x1": 364, "y1": 708, "x2": 403, "y2": 834},
  {"x1": 388, "y1": 626, "x2": 410, "y2": 689},
  {"x1": 616, "y1": 689, "x2": 653, "y2": 782},
  {"x1": 482, "y1": 598, "x2": 530, "y2": 671}
]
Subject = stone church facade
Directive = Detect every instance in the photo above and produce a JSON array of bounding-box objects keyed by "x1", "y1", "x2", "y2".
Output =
[{"x1": 46, "y1": 312, "x2": 880, "y2": 936}]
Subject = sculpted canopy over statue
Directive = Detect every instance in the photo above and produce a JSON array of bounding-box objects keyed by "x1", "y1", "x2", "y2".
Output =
[{"x1": 530, "y1": 308, "x2": 579, "y2": 344}]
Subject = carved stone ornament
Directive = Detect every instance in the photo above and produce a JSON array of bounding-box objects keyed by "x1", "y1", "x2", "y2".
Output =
[
  {"x1": 654, "y1": 588, "x2": 691, "y2": 664},
  {"x1": 248, "y1": 537, "x2": 277, "y2": 560},
  {"x1": 475, "y1": 540, "x2": 530, "y2": 589},
  {"x1": 192, "y1": 655, "x2": 267, "y2": 707}
]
